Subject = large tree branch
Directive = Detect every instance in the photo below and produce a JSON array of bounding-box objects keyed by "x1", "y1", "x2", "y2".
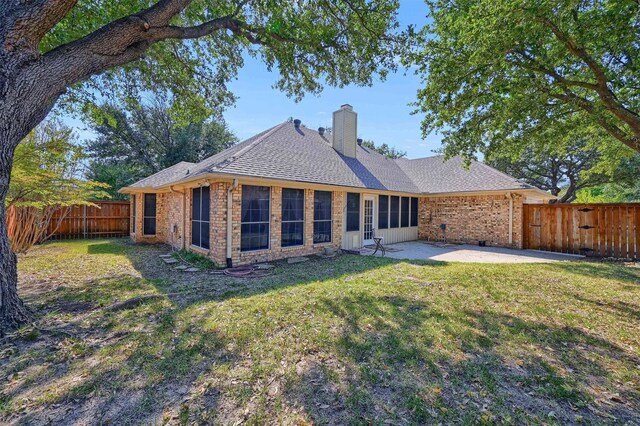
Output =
[
  {"x1": 0, "y1": 0, "x2": 77, "y2": 54},
  {"x1": 536, "y1": 15, "x2": 640, "y2": 138},
  {"x1": 0, "y1": 0, "x2": 265, "y2": 149},
  {"x1": 542, "y1": 86, "x2": 640, "y2": 151},
  {"x1": 509, "y1": 52, "x2": 598, "y2": 91},
  {"x1": 33, "y1": 12, "x2": 241, "y2": 109}
]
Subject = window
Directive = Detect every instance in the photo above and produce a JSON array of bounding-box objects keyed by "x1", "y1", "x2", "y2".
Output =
[
  {"x1": 401, "y1": 197, "x2": 410, "y2": 228},
  {"x1": 281, "y1": 188, "x2": 304, "y2": 247},
  {"x1": 411, "y1": 197, "x2": 419, "y2": 227},
  {"x1": 313, "y1": 191, "x2": 332, "y2": 243},
  {"x1": 346, "y1": 193, "x2": 360, "y2": 232},
  {"x1": 132, "y1": 195, "x2": 136, "y2": 233},
  {"x1": 191, "y1": 186, "x2": 210, "y2": 249},
  {"x1": 378, "y1": 195, "x2": 388, "y2": 229},
  {"x1": 390, "y1": 196, "x2": 399, "y2": 228},
  {"x1": 241, "y1": 185, "x2": 270, "y2": 251},
  {"x1": 143, "y1": 193, "x2": 156, "y2": 235}
]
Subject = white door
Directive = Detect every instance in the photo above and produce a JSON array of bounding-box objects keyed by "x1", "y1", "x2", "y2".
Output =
[{"x1": 363, "y1": 196, "x2": 375, "y2": 245}]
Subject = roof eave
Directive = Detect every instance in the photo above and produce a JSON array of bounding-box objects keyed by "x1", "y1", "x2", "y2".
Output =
[{"x1": 423, "y1": 188, "x2": 556, "y2": 199}]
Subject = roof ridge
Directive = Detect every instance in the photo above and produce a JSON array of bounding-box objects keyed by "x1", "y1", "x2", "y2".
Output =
[
  {"x1": 210, "y1": 122, "x2": 288, "y2": 172},
  {"x1": 397, "y1": 154, "x2": 445, "y2": 162}
]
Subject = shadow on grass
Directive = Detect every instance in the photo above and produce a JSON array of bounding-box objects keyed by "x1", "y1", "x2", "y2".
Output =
[
  {"x1": 574, "y1": 294, "x2": 640, "y2": 322},
  {"x1": 286, "y1": 294, "x2": 640, "y2": 424},
  {"x1": 550, "y1": 261, "x2": 640, "y2": 285},
  {"x1": 4, "y1": 239, "x2": 640, "y2": 424}
]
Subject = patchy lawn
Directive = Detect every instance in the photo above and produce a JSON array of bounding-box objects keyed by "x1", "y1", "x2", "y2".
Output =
[{"x1": 1, "y1": 239, "x2": 639, "y2": 425}]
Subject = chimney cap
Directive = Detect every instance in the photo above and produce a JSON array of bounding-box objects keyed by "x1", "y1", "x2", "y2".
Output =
[
  {"x1": 357, "y1": 138, "x2": 363, "y2": 146},
  {"x1": 318, "y1": 127, "x2": 325, "y2": 136},
  {"x1": 293, "y1": 119, "x2": 301, "y2": 128},
  {"x1": 340, "y1": 104, "x2": 353, "y2": 111}
]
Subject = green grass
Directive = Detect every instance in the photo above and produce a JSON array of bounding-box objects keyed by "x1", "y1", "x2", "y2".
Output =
[
  {"x1": 2, "y1": 238, "x2": 639, "y2": 425},
  {"x1": 172, "y1": 248, "x2": 221, "y2": 270}
]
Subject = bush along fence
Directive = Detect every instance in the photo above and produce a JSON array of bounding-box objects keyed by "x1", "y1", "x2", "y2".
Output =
[
  {"x1": 523, "y1": 203, "x2": 640, "y2": 259},
  {"x1": 7, "y1": 201, "x2": 130, "y2": 251}
]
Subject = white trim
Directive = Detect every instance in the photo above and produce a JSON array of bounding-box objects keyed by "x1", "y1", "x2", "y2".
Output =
[{"x1": 363, "y1": 195, "x2": 375, "y2": 245}]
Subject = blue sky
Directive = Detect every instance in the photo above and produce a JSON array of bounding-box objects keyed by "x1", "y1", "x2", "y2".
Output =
[{"x1": 66, "y1": 2, "x2": 442, "y2": 159}]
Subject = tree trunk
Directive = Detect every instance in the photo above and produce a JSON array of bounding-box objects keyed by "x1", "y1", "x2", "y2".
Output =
[{"x1": 0, "y1": 139, "x2": 30, "y2": 336}]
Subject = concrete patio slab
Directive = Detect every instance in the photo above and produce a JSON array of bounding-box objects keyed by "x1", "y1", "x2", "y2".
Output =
[{"x1": 371, "y1": 241, "x2": 583, "y2": 263}]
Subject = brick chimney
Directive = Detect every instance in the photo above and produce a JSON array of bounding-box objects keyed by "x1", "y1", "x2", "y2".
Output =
[{"x1": 332, "y1": 104, "x2": 357, "y2": 157}]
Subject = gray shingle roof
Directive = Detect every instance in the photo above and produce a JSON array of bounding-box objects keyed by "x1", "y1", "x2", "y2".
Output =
[
  {"x1": 128, "y1": 161, "x2": 194, "y2": 189},
  {"x1": 396, "y1": 155, "x2": 534, "y2": 194},
  {"x1": 187, "y1": 122, "x2": 421, "y2": 193},
  {"x1": 396, "y1": 156, "x2": 534, "y2": 194},
  {"x1": 124, "y1": 122, "x2": 541, "y2": 195}
]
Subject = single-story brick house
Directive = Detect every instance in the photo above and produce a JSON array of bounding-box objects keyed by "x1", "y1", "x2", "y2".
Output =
[{"x1": 120, "y1": 104, "x2": 554, "y2": 266}]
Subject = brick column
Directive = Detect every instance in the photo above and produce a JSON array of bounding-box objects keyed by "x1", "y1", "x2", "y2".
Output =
[
  {"x1": 231, "y1": 184, "x2": 243, "y2": 264},
  {"x1": 270, "y1": 186, "x2": 282, "y2": 252},
  {"x1": 305, "y1": 188, "x2": 314, "y2": 247},
  {"x1": 332, "y1": 191, "x2": 344, "y2": 248}
]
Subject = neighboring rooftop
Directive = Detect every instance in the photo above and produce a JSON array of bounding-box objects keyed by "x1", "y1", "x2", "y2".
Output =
[{"x1": 124, "y1": 121, "x2": 540, "y2": 195}]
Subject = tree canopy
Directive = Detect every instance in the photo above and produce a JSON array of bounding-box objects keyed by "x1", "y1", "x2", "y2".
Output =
[
  {"x1": 46, "y1": 0, "x2": 405, "y2": 123},
  {"x1": 575, "y1": 154, "x2": 640, "y2": 203},
  {"x1": 361, "y1": 139, "x2": 407, "y2": 159},
  {"x1": 410, "y1": 0, "x2": 640, "y2": 159},
  {"x1": 486, "y1": 117, "x2": 634, "y2": 203},
  {"x1": 86, "y1": 98, "x2": 238, "y2": 199},
  {"x1": 8, "y1": 120, "x2": 108, "y2": 209},
  {"x1": 7, "y1": 120, "x2": 108, "y2": 253}
]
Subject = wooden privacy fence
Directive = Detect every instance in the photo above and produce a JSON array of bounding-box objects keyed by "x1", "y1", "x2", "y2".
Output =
[
  {"x1": 523, "y1": 203, "x2": 640, "y2": 259},
  {"x1": 47, "y1": 201, "x2": 130, "y2": 240}
]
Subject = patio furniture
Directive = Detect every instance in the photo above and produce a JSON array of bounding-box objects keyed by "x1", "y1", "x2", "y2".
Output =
[{"x1": 370, "y1": 230, "x2": 386, "y2": 257}]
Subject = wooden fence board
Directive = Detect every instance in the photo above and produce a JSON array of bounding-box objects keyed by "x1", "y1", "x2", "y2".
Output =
[
  {"x1": 46, "y1": 201, "x2": 130, "y2": 240},
  {"x1": 523, "y1": 203, "x2": 640, "y2": 259}
]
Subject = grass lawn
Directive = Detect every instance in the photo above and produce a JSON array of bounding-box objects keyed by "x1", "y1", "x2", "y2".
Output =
[{"x1": 1, "y1": 239, "x2": 639, "y2": 425}]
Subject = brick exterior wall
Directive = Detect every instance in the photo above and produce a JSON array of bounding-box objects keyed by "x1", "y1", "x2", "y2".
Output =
[
  {"x1": 129, "y1": 192, "x2": 169, "y2": 244},
  {"x1": 418, "y1": 194, "x2": 524, "y2": 248},
  {"x1": 228, "y1": 184, "x2": 344, "y2": 265},
  {"x1": 128, "y1": 185, "x2": 525, "y2": 264},
  {"x1": 165, "y1": 191, "x2": 184, "y2": 249}
]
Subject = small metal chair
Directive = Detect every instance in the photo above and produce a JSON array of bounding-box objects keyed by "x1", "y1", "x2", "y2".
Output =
[{"x1": 371, "y1": 229, "x2": 386, "y2": 257}]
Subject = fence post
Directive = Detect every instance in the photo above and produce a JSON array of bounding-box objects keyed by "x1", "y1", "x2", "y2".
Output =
[{"x1": 83, "y1": 204, "x2": 87, "y2": 239}]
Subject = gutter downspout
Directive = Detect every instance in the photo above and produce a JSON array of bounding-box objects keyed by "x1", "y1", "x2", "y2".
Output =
[
  {"x1": 507, "y1": 192, "x2": 514, "y2": 246},
  {"x1": 226, "y1": 179, "x2": 239, "y2": 268},
  {"x1": 170, "y1": 186, "x2": 186, "y2": 250}
]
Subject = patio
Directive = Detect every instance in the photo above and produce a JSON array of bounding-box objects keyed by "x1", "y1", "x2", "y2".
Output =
[{"x1": 366, "y1": 240, "x2": 583, "y2": 263}]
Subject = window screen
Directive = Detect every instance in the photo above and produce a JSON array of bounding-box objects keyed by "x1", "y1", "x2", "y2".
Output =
[
  {"x1": 411, "y1": 197, "x2": 419, "y2": 227},
  {"x1": 346, "y1": 193, "x2": 360, "y2": 232},
  {"x1": 401, "y1": 197, "x2": 410, "y2": 228},
  {"x1": 378, "y1": 195, "x2": 388, "y2": 229},
  {"x1": 191, "y1": 186, "x2": 210, "y2": 249},
  {"x1": 390, "y1": 196, "x2": 399, "y2": 228},
  {"x1": 241, "y1": 186, "x2": 270, "y2": 251},
  {"x1": 143, "y1": 193, "x2": 156, "y2": 235},
  {"x1": 313, "y1": 191, "x2": 332, "y2": 243},
  {"x1": 281, "y1": 188, "x2": 304, "y2": 247}
]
